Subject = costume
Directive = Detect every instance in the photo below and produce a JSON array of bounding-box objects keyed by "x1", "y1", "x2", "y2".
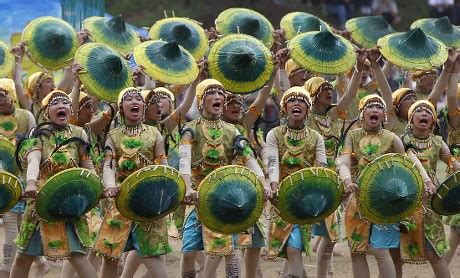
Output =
[
  {"x1": 92, "y1": 87, "x2": 171, "y2": 260},
  {"x1": 15, "y1": 90, "x2": 93, "y2": 260},
  {"x1": 265, "y1": 86, "x2": 327, "y2": 258},
  {"x1": 25, "y1": 72, "x2": 53, "y2": 121},
  {"x1": 391, "y1": 88, "x2": 416, "y2": 136}
]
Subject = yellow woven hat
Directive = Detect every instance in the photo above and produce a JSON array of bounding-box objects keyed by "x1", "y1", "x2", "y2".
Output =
[
  {"x1": 408, "y1": 99, "x2": 437, "y2": 125},
  {"x1": 117, "y1": 87, "x2": 142, "y2": 107},
  {"x1": 303, "y1": 76, "x2": 331, "y2": 101},
  {"x1": 392, "y1": 88, "x2": 416, "y2": 108},
  {"x1": 280, "y1": 86, "x2": 312, "y2": 113},
  {"x1": 41, "y1": 89, "x2": 69, "y2": 108},
  {"x1": 25, "y1": 72, "x2": 53, "y2": 98},
  {"x1": 359, "y1": 94, "x2": 386, "y2": 111},
  {"x1": 285, "y1": 59, "x2": 302, "y2": 78},
  {"x1": 196, "y1": 79, "x2": 225, "y2": 107},
  {"x1": 0, "y1": 78, "x2": 17, "y2": 103}
]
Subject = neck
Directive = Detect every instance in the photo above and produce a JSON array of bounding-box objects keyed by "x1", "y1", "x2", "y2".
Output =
[
  {"x1": 124, "y1": 119, "x2": 142, "y2": 126},
  {"x1": 312, "y1": 102, "x2": 327, "y2": 115},
  {"x1": 363, "y1": 125, "x2": 381, "y2": 134},
  {"x1": 288, "y1": 119, "x2": 305, "y2": 129},
  {"x1": 201, "y1": 111, "x2": 220, "y2": 120},
  {"x1": 0, "y1": 106, "x2": 14, "y2": 116},
  {"x1": 412, "y1": 127, "x2": 430, "y2": 139}
]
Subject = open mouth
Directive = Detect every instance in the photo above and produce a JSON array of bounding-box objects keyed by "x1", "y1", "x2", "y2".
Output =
[
  {"x1": 292, "y1": 107, "x2": 302, "y2": 115},
  {"x1": 213, "y1": 102, "x2": 221, "y2": 109},
  {"x1": 369, "y1": 114, "x2": 379, "y2": 122},
  {"x1": 57, "y1": 110, "x2": 67, "y2": 119},
  {"x1": 131, "y1": 105, "x2": 140, "y2": 114},
  {"x1": 419, "y1": 118, "x2": 428, "y2": 126}
]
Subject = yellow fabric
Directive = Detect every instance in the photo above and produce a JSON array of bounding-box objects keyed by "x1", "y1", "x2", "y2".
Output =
[
  {"x1": 280, "y1": 86, "x2": 312, "y2": 112},
  {"x1": 408, "y1": 99, "x2": 437, "y2": 124},
  {"x1": 196, "y1": 79, "x2": 224, "y2": 107},
  {"x1": 25, "y1": 72, "x2": 52, "y2": 98},
  {"x1": 304, "y1": 76, "x2": 329, "y2": 100},
  {"x1": 142, "y1": 87, "x2": 175, "y2": 103},
  {"x1": 392, "y1": 88, "x2": 416, "y2": 108},
  {"x1": 285, "y1": 58, "x2": 301, "y2": 77},
  {"x1": 41, "y1": 89, "x2": 69, "y2": 108},
  {"x1": 0, "y1": 78, "x2": 17, "y2": 103},
  {"x1": 358, "y1": 94, "x2": 386, "y2": 111},
  {"x1": 413, "y1": 70, "x2": 436, "y2": 79},
  {"x1": 117, "y1": 87, "x2": 140, "y2": 107}
]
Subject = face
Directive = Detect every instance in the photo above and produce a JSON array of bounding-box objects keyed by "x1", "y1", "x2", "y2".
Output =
[
  {"x1": 47, "y1": 97, "x2": 71, "y2": 126},
  {"x1": 223, "y1": 100, "x2": 242, "y2": 123},
  {"x1": 363, "y1": 104, "x2": 385, "y2": 130},
  {"x1": 418, "y1": 73, "x2": 436, "y2": 92},
  {"x1": 315, "y1": 85, "x2": 333, "y2": 107},
  {"x1": 286, "y1": 98, "x2": 308, "y2": 123},
  {"x1": 78, "y1": 100, "x2": 94, "y2": 125},
  {"x1": 202, "y1": 90, "x2": 225, "y2": 119},
  {"x1": 122, "y1": 93, "x2": 144, "y2": 124},
  {"x1": 37, "y1": 77, "x2": 54, "y2": 100},
  {"x1": 158, "y1": 96, "x2": 171, "y2": 117},
  {"x1": 412, "y1": 108, "x2": 434, "y2": 133},
  {"x1": 0, "y1": 91, "x2": 13, "y2": 115},
  {"x1": 397, "y1": 94, "x2": 417, "y2": 120},
  {"x1": 289, "y1": 69, "x2": 312, "y2": 87},
  {"x1": 145, "y1": 101, "x2": 162, "y2": 123}
]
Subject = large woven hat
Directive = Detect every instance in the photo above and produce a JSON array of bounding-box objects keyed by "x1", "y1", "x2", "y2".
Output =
[
  {"x1": 75, "y1": 42, "x2": 133, "y2": 102},
  {"x1": 0, "y1": 171, "x2": 22, "y2": 214},
  {"x1": 36, "y1": 168, "x2": 103, "y2": 222},
  {"x1": 83, "y1": 15, "x2": 141, "y2": 54},
  {"x1": 345, "y1": 15, "x2": 395, "y2": 48},
  {"x1": 116, "y1": 165, "x2": 186, "y2": 222},
  {"x1": 280, "y1": 12, "x2": 330, "y2": 40},
  {"x1": 288, "y1": 30, "x2": 356, "y2": 75},
  {"x1": 377, "y1": 28, "x2": 448, "y2": 71},
  {"x1": 0, "y1": 137, "x2": 18, "y2": 175},
  {"x1": 357, "y1": 153, "x2": 424, "y2": 224},
  {"x1": 277, "y1": 167, "x2": 343, "y2": 225},
  {"x1": 22, "y1": 16, "x2": 78, "y2": 70},
  {"x1": 197, "y1": 165, "x2": 264, "y2": 234},
  {"x1": 133, "y1": 40, "x2": 198, "y2": 85},
  {"x1": 207, "y1": 34, "x2": 274, "y2": 94},
  {"x1": 432, "y1": 171, "x2": 460, "y2": 215},
  {"x1": 149, "y1": 17, "x2": 208, "y2": 59},
  {"x1": 215, "y1": 8, "x2": 274, "y2": 47},
  {"x1": 0, "y1": 41, "x2": 14, "y2": 78},
  {"x1": 411, "y1": 16, "x2": 460, "y2": 48}
]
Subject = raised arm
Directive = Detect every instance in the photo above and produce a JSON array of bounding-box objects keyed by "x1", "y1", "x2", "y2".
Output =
[
  {"x1": 11, "y1": 43, "x2": 32, "y2": 110},
  {"x1": 427, "y1": 50, "x2": 457, "y2": 105},
  {"x1": 447, "y1": 58, "x2": 460, "y2": 129},
  {"x1": 336, "y1": 49, "x2": 366, "y2": 113}
]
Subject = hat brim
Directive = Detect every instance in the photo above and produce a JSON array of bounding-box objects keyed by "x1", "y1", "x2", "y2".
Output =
[
  {"x1": 432, "y1": 171, "x2": 460, "y2": 215},
  {"x1": 411, "y1": 17, "x2": 460, "y2": 48},
  {"x1": 0, "y1": 42, "x2": 14, "y2": 78},
  {"x1": 197, "y1": 165, "x2": 264, "y2": 234},
  {"x1": 345, "y1": 16, "x2": 395, "y2": 48},
  {"x1": 0, "y1": 171, "x2": 22, "y2": 214},
  {"x1": 22, "y1": 16, "x2": 77, "y2": 70},
  {"x1": 281, "y1": 12, "x2": 331, "y2": 40}
]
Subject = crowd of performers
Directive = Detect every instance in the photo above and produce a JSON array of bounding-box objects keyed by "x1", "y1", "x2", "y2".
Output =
[{"x1": 0, "y1": 8, "x2": 460, "y2": 278}]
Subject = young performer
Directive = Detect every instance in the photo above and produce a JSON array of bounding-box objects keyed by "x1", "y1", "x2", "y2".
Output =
[{"x1": 10, "y1": 90, "x2": 97, "y2": 278}]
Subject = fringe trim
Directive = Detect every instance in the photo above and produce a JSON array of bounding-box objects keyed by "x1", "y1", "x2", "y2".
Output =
[
  {"x1": 44, "y1": 254, "x2": 71, "y2": 261},
  {"x1": 403, "y1": 258, "x2": 428, "y2": 265},
  {"x1": 203, "y1": 250, "x2": 235, "y2": 257}
]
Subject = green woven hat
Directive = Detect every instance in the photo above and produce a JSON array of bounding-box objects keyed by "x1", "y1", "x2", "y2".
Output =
[
  {"x1": 0, "y1": 171, "x2": 22, "y2": 214},
  {"x1": 288, "y1": 30, "x2": 356, "y2": 75},
  {"x1": 149, "y1": 17, "x2": 208, "y2": 59},
  {"x1": 197, "y1": 165, "x2": 264, "y2": 234},
  {"x1": 22, "y1": 16, "x2": 77, "y2": 70},
  {"x1": 0, "y1": 137, "x2": 18, "y2": 175},
  {"x1": 75, "y1": 42, "x2": 133, "y2": 102},
  {"x1": 36, "y1": 168, "x2": 103, "y2": 222},
  {"x1": 0, "y1": 41, "x2": 14, "y2": 78},
  {"x1": 215, "y1": 8, "x2": 274, "y2": 47},
  {"x1": 432, "y1": 171, "x2": 460, "y2": 215},
  {"x1": 280, "y1": 12, "x2": 330, "y2": 40},
  {"x1": 83, "y1": 15, "x2": 141, "y2": 54},
  {"x1": 411, "y1": 17, "x2": 460, "y2": 48},
  {"x1": 207, "y1": 34, "x2": 274, "y2": 94},
  {"x1": 357, "y1": 153, "x2": 424, "y2": 224},
  {"x1": 345, "y1": 15, "x2": 395, "y2": 48},
  {"x1": 133, "y1": 40, "x2": 198, "y2": 85},
  {"x1": 116, "y1": 165, "x2": 186, "y2": 222},
  {"x1": 277, "y1": 167, "x2": 343, "y2": 225},
  {"x1": 377, "y1": 28, "x2": 448, "y2": 71}
]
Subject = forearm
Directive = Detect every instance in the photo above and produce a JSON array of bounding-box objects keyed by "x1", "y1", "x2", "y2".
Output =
[
  {"x1": 447, "y1": 73, "x2": 460, "y2": 128},
  {"x1": 336, "y1": 69, "x2": 362, "y2": 113},
  {"x1": 427, "y1": 69, "x2": 449, "y2": 105},
  {"x1": 266, "y1": 131, "x2": 280, "y2": 183},
  {"x1": 26, "y1": 150, "x2": 41, "y2": 182}
]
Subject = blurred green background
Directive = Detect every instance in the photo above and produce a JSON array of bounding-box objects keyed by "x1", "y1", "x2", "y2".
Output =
[{"x1": 106, "y1": 0, "x2": 430, "y2": 31}]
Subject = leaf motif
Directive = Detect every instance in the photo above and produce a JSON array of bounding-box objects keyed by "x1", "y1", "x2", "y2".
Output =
[
  {"x1": 282, "y1": 157, "x2": 301, "y2": 166},
  {"x1": 206, "y1": 149, "x2": 220, "y2": 162},
  {"x1": 51, "y1": 152, "x2": 69, "y2": 165},
  {"x1": 287, "y1": 138, "x2": 304, "y2": 147},
  {"x1": 120, "y1": 159, "x2": 137, "y2": 171},
  {"x1": 207, "y1": 128, "x2": 222, "y2": 140},
  {"x1": 122, "y1": 138, "x2": 143, "y2": 149},
  {"x1": 363, "y1": 143, "x2": 379, "y2": 156},
  {"x1": 0, "y1": 121, "x2": 15, "y2": 131},
  {"x1": 48, "y1": 240, "x2": 63, "y2": 248}
]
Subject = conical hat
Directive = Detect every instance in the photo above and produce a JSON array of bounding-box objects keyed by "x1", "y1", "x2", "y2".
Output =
[
  {"x1": 377, "y1": 28, "x2": 448, "y2": 71},
  {"x1": 215, "y1": 8, "x2": 274, "y2": 47},
  {"x1": 0, "y1": 41, "x2": 14, "y2": 78},
  {"x1": 431, "y1": 171, "x2": 460, "y2": 215},
  {"x1": 83, "y1": 15, "x2": 141, "y2": 54},
  {"x1": 149, "y1": 17, "x2": 209, "y2": 59},
  {"x1": 357, "y1": 153, "x2": 424, "y2": 224},
  {"x1": 197, "y1": 165, "x2": 264, "y2": 234},
  {"x1": 411, "y1": 17, "x2": 460, "y2": 48},
  {"x1": 116, "y1": 165, "x2": 186, "y2": 222},
  {"x1": 0, "y1": 137, "x2": 18, "y2": 175},
  {"x1": 133, "y1": 40, "x2": 198, "y2": 85},
  {"x1": 0, "y1": 171, "x2": 22, "y2": 214},
  {"x1": 22, "y1": 16, "x2": 78, "y2": 70},
  {"x1": 280, "y1": 12, "x2": 330, "y2": 40},
  {"x1": 207, "y1": 34, "x2": 274, "y2": 94},
  {"x1": 277, "y1": 167, "x2": 343, "y2": 225},
  {"x1": 345, "y1": 15, "x2": 395, "y2": 48},
  {"x1": 288, "y1": 30, "x2": 356, "y2": 75},
  {"x1": 75, "y1": 42, "x2": 133, "y2": 102},
  {"x1": 36, "y1": 168, "x2": 103, "y2": 222}
]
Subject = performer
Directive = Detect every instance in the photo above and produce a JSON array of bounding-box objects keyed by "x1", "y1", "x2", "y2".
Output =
[
  {"x1": 303, "y1": 49, "x2": 366, "y2": 277},
  {"x1": 10, "y1": 90, "x2": 97, "y2": 278},
  {"x1": 92, "y1": 87, "x2": 170, "y2": 278},
  {"x1": 265, "y1": 86, "x2": 327, "y2": 277},
  {"x1": 336, "y1": 95, "x2": 431, "y2": 278},
  {"x1": 179, "y1": 79, "x2": 266, "y2": 278}
]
